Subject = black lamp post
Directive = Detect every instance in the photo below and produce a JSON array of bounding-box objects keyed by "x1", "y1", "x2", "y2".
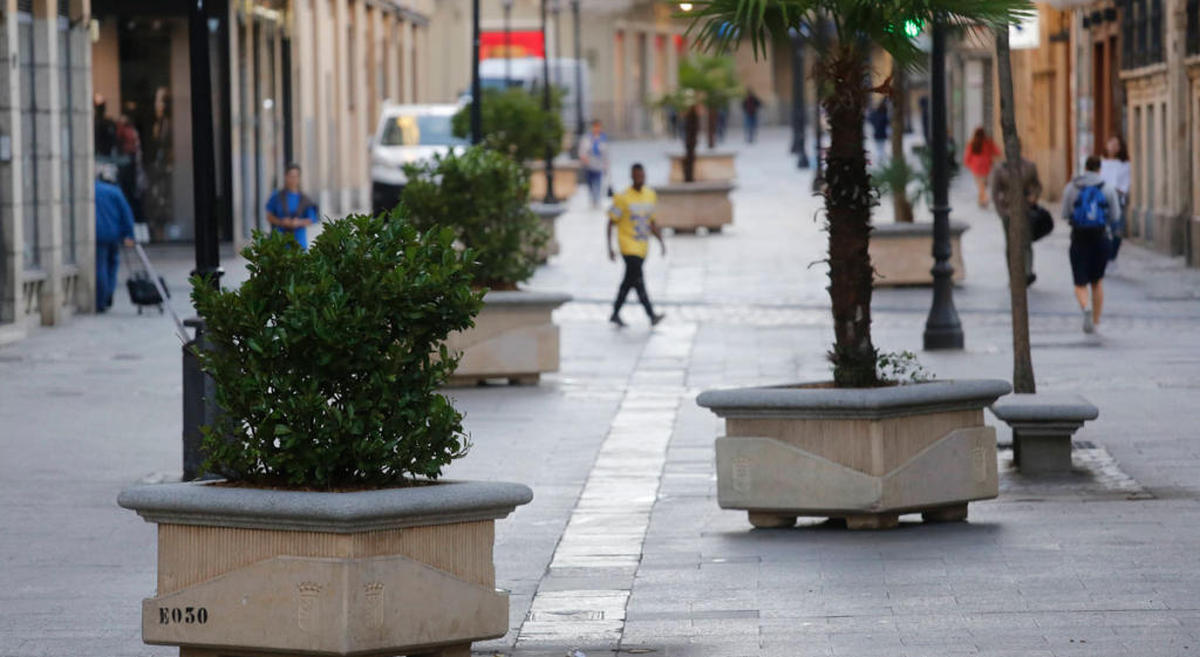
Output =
[
  {"x1": 551, "y1": 0, "x2": 562, "y2": 89},
  {"x1": 503, "y1": 0, "x2": 514, "y2": 86},
  {"x1": 541, "y1": 0, "x2": 557, "y2": 203},
  {"x1": 470, "y1": 0, "x2": 483, "y2": 145},
  {"x1": 789, "y1": 27, "x2": 809, "y2": 169},
  {"x1": 572, "y1": 0, "x2": 584, "y2": 156},
  {"x1": 922, "y1": 19, "x2": 964, "y2": 350},
  {"x1": 183, "y1": 0, "x2": 224, "y2": 481}
]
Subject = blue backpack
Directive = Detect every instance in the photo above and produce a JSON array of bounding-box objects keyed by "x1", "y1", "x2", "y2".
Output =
[{"x1": 1071, "y1": 183, "x2": 1109, "y2": 229}]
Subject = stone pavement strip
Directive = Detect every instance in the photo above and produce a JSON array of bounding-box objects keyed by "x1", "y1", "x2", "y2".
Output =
[{"x1": 2, "y1": 127, "x2": 1200, "y2": 657}]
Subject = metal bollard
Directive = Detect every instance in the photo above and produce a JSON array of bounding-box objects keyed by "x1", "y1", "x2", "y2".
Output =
[{"x1": 181, "y1": 318, "x2": 218, "y2": 481}]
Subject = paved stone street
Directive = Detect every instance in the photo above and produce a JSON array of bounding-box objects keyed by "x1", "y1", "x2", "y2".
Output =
[{"x1": 3, "y1": 127, "x2": 1200, "y2": 657}]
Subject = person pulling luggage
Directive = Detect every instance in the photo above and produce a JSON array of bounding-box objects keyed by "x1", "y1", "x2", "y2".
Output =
[{"x1": 95, "y1": 174, "x2": 136, "y2": 313}]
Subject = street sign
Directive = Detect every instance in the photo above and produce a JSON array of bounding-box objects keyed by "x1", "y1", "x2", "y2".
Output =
[{"x1": 1009, "y1": 12, "x2": 1040, "y2": 50}]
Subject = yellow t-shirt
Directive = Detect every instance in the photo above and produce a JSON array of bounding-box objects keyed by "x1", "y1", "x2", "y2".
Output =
[{"x1": 608, "y1": 187, "x2": 657, "y2": 257}]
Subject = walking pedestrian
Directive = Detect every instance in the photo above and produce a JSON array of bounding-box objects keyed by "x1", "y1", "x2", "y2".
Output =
[
  {"x1": 1099, "y1": 134, "x2": 1131, "y2": 263},
  {"x1": 742, "y1": 90, "x2": 762, "y2": 144},
  {"x1": 578, "y1": 120, "x2": 610, "y2": 209},
  {"x1": 1060, "y1": 156, "x2": 1122, "y2": 334},
  {"x1": 265, "y1": 163, "x2": 319, "y2": 250},
  {"x1": 607, "y1": 163, "x2": 666, "y2": 328},
  {"x1": 94, "y1": 175, "x2": 136, "y2": 313},
  {"x1": 990, "y1": 158, "x2": 1043, "y2": 286},
  {"x1": 964, "y1": 127, "x2": 1000, "y2": 208},
  {"x1": 868, "y1": 99, "x2": 889, "y2": 164}
]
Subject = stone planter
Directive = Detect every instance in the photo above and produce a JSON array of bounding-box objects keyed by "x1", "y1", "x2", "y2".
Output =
[
  {"x1": 117, "y1": 480, "x2": 533, "y2": 657},
  {"x1": 527, "y1": 159, "x2": 580, "y2": 201},
  {"x1": 668, "y1": 151, "x2": 737, "y2": 183},
  {"x1": 697, "y1": 379, "x2": 1011, "y2": 529},
  {"x1": 446, "y1": 290, "x2": 571, "y2": 386},
  {"x1": 870, "y1": 221, "x2": 968, "y2": 287},
  {"x1": 654, "y1": 181, "x2": 735, "y2": 234},
  {"x1": 528, "y1": 201, "x2": 566, "y2": 262}
]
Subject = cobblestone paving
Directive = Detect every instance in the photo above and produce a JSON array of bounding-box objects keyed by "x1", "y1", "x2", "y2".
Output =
[{"x1": 3, "y1": 127, "x2": 1200, "y2": 657}]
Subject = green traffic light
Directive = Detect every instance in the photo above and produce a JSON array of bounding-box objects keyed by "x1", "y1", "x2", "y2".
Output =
[{"x1": 903, "y1": 19, "x2": 923, "y2": 39}]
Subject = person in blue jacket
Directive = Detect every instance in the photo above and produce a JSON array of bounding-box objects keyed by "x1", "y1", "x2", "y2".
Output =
[
  {"x1": 94, "y1": 177, "x2": 136, "y2": 312},
  {"x1": 265, "y1": 163, "x2": 319, "y2": 249}
]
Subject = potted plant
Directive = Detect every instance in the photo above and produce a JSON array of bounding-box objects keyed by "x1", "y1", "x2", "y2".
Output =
[
  {"x1": 118, "y1": 214, "x2": 533, "y2": 657},
  {"x1": 868, "y1": 146, "x2": 968, "y2": 286},
  {"x1": 655, "y1": 55, "x2": 740, "y2": 233},
  {"x1": 452, "y1": 87, "x2": 577, "y2": 204},
  {"x1": 689, "y1": 0, "x2": 1028, "y2": 529},
  {"x1": 402, "y1": 146, "x2": 570, "y2": 386}
]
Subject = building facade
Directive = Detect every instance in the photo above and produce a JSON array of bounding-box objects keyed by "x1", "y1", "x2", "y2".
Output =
[
  {"x1": 0, "y1": 0, "x2": 95, "y2": 343},
  {"x1": 427, "y1": 0, "x2": 782, "y2": 139},
  {"x1": 91, "y1": 0, "x2": 434, "y2": 249}
]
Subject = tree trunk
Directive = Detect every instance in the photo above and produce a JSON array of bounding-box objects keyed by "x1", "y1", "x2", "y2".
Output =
[
  {"x1": 890, "y1": 63, "x2": 914, "y2": 223},
  {"x1": 705, "y1": 105, "x2": 718, "y2": 149},
  {"x1": 683, "y1": 106, "x2": 700, "y2": 183},
  {"x1": 822, "y1": 49, "x2": 878, "y2": 387},
  {"x1": 994, "y1": 28, "x2": 1036, "y2": 394}
]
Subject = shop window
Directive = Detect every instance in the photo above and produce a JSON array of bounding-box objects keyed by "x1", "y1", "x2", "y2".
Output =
[
  {"x1": 17, "y1": 5, "x2": 38, "y2": 269},
  {"x1": 1120, "y1": 0, "x2": 1165, "y2": 69},
  {"x1": 59, "y1": 1, "x2": 77, "y2": 265},
  {"x1": 1187, "y1": 0, "x2": 1199, "y2": 56}
]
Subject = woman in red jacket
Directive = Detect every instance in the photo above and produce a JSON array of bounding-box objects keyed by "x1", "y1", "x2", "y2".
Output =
[{"x1": 964, "y1": 127, "x2": 1000, "y2": 208}]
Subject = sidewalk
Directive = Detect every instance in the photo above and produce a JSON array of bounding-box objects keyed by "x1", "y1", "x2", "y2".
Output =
[{"x1": 2, "y1": 127, "x2": 1199, "y2": 657}]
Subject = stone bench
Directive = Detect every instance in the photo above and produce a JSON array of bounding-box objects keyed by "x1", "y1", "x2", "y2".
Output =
[{"x1": 990, "y1": 393, "x2": 1099, "y2": 474}]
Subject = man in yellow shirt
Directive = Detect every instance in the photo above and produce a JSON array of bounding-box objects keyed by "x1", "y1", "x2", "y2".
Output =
[{"x1": 607, "y1": 163, "x2": 666, "y2": 327}]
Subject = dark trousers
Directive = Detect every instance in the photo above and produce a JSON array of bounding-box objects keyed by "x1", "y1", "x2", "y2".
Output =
[
  {"x1": 613, "y1": 255, "x2": 655, "y2": 318},
  {"x1": 96, "y1": 242, "x2": 121, "y2": 311}
]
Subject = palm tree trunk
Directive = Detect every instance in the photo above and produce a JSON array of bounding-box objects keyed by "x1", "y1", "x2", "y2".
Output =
[
  {"x1": 823, "y1": 49, "x2": 878, "y2": 387},
  {"x1": 683, "y1": 106, "x2": 700, "y2": 183},
  {"x1": 706, "y1": 106, "x2": 718, "y2": 149},
  {"x1": 890, "y1": 63, "x2": 914, "y2": 223},
  {"x1": 995, "y1": 27, "x2": 1036, "y2": 394}
]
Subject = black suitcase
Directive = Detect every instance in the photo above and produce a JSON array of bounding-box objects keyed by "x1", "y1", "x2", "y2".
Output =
[{"x1": 125, "y1": 243, "x2": 170, "y2": 315}]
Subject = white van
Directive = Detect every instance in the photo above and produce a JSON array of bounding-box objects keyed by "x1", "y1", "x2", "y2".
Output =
[
  {"x1": 369, "y1": 103, "x2": 467, "y2": 214},
  {"x1": 474, "y1": 57, "x2": 591, "y2": 130}
]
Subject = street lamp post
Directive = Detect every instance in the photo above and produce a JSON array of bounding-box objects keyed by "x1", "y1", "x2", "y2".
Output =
[
  {"x1": 503, "y1": 0, "x2": 514, "y2": 86},
  {"x1": 572, "y1": 0, "x2": 584, "y2": 157},
  {"x1": 541, "y1": 0, "x2": 557, "y2": 203},
  {"x1": 552, "y1": 0, "x2": 562, "y2": 90},
  {"x1": 470, "y1": 0, "x2": 483, "y2": 145},
  {"x1": 183, "y1": 0, "x2": 223, "y2": 481},
  {"x1": 790, "y1": 27, "x2": 809, "y2": 169},
  {"x1": 922, "y1": 19, "x2": 964, "y2": 350}
]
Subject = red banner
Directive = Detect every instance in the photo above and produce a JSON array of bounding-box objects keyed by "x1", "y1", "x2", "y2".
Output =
[{"x1": 481, "y1": 30, "x2": 546, "y2": 59}]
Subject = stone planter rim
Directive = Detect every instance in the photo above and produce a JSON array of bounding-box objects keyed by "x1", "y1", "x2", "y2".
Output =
[
  {"x1": 657, "y1": 180, "x2": 737, "y2": 193},
  {"x1": 667, "y1": 151, "x2": 738, "y2": 159},
  {"x1": 528, "y1": 201, "x2": 568, "y2": 218},
  {"x1": 871, "y1": 220, "x2": 970, "y2": 236},
  {"x1": 697, "y1": 379, "x2": 1012, "y2": 420},
  {"x1": 482, "y1": 289, "x2": 572, "y2": 307},
  {"x1": 526, "y1": 157, "x2": 580, "y2": 170},
  {"x1": 118, "y1": 479, "x2": 533, "y2": 533}
]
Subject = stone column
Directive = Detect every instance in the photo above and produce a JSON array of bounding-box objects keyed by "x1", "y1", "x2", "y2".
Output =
[
  {"x1": 0, "y1": 0, "x2": 25, "y2": 336},
  {"x1": 1164, "y1": 0, "x2": 1191, "y2": 254},
  {"x1": 68, "y1": 0, "x2": 94, "y2": 313},
  {"x1": 32, "y1": 0, "x2": 65, "y2": 326}
]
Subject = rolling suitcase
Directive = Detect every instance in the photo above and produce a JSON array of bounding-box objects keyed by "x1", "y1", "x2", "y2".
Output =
[{"x1": 125, "y1": 242, "x2": 170, "y2": 315}]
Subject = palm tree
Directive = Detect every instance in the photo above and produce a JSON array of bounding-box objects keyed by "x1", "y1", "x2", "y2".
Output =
[
  {"x1": 688, "y1": 0, "x2": 1031, "y2": 387},
  {"x1": 661, "y1": 55, "x2": 742, "y2": 182}
]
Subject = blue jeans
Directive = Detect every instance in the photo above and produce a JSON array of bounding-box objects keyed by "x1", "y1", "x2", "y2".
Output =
[
  {"x1": 586, "y1": 169, "x2": 605, "y2": 206},
  {"x1": 96, "y1": 242, "x2": 121, "y2": 311},
  {"x1": 744, "y1": 115, "x2": 758, "y2": 143}
]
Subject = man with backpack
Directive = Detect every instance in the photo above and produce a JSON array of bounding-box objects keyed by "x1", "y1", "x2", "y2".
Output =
[{"x1": 1060, "y1": 156, "x2": 1122, "y2": 334}]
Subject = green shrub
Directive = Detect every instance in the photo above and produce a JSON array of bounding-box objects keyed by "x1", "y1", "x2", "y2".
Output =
[
  {"x1": 452, "y1": 87, "x2": 564, "y2": 163},
  {"x1": 401, "y1": 146, "x2": 546, "y2": 290},
  {"x1": 190, "y1": 212, "x2": 484, "y2": 489}
]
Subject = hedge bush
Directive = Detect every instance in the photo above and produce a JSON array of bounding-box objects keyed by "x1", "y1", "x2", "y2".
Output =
[
  {"x1": 451, "y1": 87, "x2": 564, "y2": 164},
  {"x1": 191, "y1": 212, "x2": 483, "y2": 489},
  {"x1": 401, "y1": 146, "x2": 546, "y2": 290}
]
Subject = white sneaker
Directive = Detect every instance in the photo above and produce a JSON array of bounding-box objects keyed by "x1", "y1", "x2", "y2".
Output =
[{"x1": 1082, "y1": 308, "x2": 1095, "y2": 334}]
